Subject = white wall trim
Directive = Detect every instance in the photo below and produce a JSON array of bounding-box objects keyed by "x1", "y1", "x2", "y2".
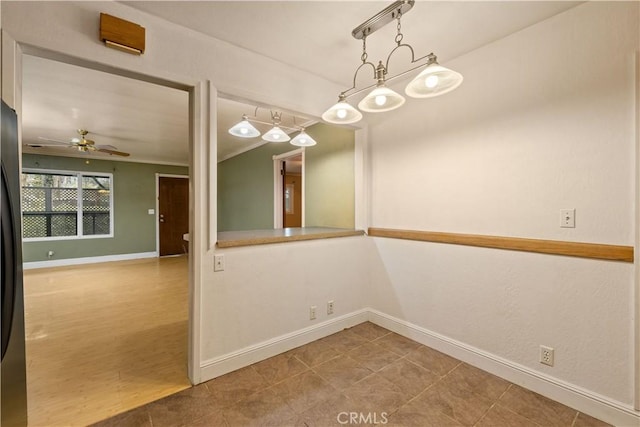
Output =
[
  {"x1": 200, "y1": 309, "x2": 368, "y2": 381},
  {"x1": 633, "y1": 50, "x2": 640, "y2": 412},
  {"x1": 23, "y1": 251, "x2": 157, "y2": 270},
  {"x1": 367, "y1": 309, "x2": 640, "y2": 427},
  {"x1": 197, "y1": 306, "x2": 639, "y2": 425}
]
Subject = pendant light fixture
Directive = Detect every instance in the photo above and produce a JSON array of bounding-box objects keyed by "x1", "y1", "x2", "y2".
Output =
[
  {"x1": 405, "y1": 58, "x2": 463, "y2": 98},
  {"x1": 321, "y1": 94, "x2": 362, "y2": 124},
  {"x1": 262, "y1": 126, "x2": 290, "y2": 142},
  {"x1": 261, "y1": 112, "x2": 290, "y2": 142},
  {"x1": 358, "y1": 62, "x2": 405, "y2": 113},
  {"x1": 228, "y1": 110, "x2": 318, "y2": 146},
  {"x1": 228, "y1": 114, "x2": 261, "y2": 138},
  {"x1": 290, "y1": 128, "x2": 317, "y2": 147},
  {"x1": 322, "y1": 0, "x2": 463, "y2": 124}
]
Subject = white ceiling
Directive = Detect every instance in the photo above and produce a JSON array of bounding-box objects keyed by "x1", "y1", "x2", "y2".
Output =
[
  {"x1": 22, "y1": 55, "x2": 190, "y2": 165},
  {"x1": 21, "y1": 1, "x2": 582, "y2": 166},
  {"x1": 122, "y1": 1, "x2": 581, "y2": 86}
]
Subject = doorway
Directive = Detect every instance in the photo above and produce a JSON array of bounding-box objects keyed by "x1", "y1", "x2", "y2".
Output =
[
  {"x1": 157, "y1": 175, "x2": 189, "y2": 256},
  {"x1": 284, "y1": 160, "x2": 302, "y2": 228},
  {"x1": 274, "y1": 148, "x2": 304, "y2": 228},
  {"x1": 14, "y1": 51, "x2": 195, "y2": 426}
]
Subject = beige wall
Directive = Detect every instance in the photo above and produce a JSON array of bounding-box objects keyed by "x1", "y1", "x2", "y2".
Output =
[{"x1": 367, "y1": 0, "x2": 638, "y2": 415}]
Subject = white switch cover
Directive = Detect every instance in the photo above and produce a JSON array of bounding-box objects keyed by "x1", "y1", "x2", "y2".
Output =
[
  {"x1": 214, "y1": 254, "x2": 225, "y2": 272},
  {"x1": 560, "y1": 209, "x2": 575, "y2": 228},
  {"x1": 148, "y1": 209, "x2": 155, "y2": 215}
]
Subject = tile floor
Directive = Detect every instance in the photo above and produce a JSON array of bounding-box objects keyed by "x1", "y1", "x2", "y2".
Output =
[{"x1": 92, "y1": 322, "x2": 611, "y2": 427}]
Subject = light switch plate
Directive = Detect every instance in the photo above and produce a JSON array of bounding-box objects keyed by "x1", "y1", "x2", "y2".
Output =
[
  {"x1": 560, "y1": 209, "x2": 575, "y2": 228},
  {"x1": 214, "y1": 254, "x2": 225, "y2": 272}
]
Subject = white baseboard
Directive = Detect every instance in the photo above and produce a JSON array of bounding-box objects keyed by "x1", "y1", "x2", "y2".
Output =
[
  {"x1": 367, "y1": 309, "x2": 640, "y2": 427},
  {"x1": 23, "y1": 251, "x2": 158, "y2": 270},
  {"x1": 200, "y1": 309, "x2": 369, "y2": 382}
]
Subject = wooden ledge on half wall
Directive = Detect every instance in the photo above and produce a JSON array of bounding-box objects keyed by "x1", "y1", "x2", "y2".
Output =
[{"x1": 217, "y1": 227, "x2": 365, "y2": 248}]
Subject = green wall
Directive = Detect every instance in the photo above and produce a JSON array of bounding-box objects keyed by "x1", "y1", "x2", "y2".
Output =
[
  {"x1": 305, "y1": 123, "x2": 355, "y2": 228},
  {"x1": 217, "y1": 142, "x2": 293, "y2": 231},
  {"x1": 217, "y1": 123, "x2": 355, "y2": 231},
  {"x1": 22, "y1": 154, "x2": 188, "y2": 262}
]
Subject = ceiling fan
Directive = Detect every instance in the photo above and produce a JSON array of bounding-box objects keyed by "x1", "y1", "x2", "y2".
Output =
[{"x1": 28, "y1": 129, "x2": 130, "y2": 157}]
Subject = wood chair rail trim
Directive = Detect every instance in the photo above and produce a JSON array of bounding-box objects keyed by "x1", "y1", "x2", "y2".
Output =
[{"x1": 368, "y1": 228, "x2": 634, "y2": 262}]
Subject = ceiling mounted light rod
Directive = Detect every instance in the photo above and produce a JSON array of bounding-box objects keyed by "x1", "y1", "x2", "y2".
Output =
[
  {"x1": 351, "y1": 0, "x2": 414, "y2": 40},
  {"x1": 322, "y1": 0, "x2": 463, "y2": 124},
  {"x1": 247, "y1": 114, "x2": 305, "y2": 134}
]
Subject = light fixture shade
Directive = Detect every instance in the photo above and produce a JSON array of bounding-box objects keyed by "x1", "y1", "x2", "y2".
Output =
[
  {"x1": 228, "y1": 116, "x2": 260, "y2": 138},
  {"x1": 358, "y1": 86, "x2": 405, "y2": 113},
  {"x1": 322, "y1": 98, "x2": 363, "y2": 124},
  {"x1": 262, "y1": 126, "x2": 290, "y2": 142},
  {"x1": 405, "y1": 63, "x2": 463, "y2": 98},
  {"x1": 290, "y1": 130, "x2": 317, "y2": 147}
]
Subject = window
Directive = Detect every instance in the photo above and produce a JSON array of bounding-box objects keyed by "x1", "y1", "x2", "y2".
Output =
[{"x1": 21, "y1": 170, "x2": 113, "y2": 240}]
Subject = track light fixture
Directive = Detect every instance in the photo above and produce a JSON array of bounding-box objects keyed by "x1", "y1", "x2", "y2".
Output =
[
  {"x1": 322, "y1": 0, "x2": 463, "y2": 124},
  {"x1": 228, "y1": 110, "x2": 317, "y2": 146}
]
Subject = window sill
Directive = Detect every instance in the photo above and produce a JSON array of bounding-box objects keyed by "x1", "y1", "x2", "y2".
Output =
[
  {"x1": 23, "y1": 234, "x2": 114, "y2": 242},
  {"x1": 216, "y1": 227, "x2": 365, "y2": 248}
]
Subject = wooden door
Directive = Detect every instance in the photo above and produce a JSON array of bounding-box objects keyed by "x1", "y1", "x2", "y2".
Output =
[
  {"x1": 284, "y1": 174, "x2": 302, "y2": 227},
  {"x1": 159, "y1": 177, "x2": 189, "y2": 256}
]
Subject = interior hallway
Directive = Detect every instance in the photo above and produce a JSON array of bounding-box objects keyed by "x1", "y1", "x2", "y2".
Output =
[
  {"x1": 93, "y1": 322, "x2": 610, "y2": 427},
  {"x1": 23, "y1": 256, "x2": 190, "y2": 427}
]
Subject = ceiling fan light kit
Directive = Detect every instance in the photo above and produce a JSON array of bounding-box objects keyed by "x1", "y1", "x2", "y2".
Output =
[{"x1": 322, "y1": 0, "x2": 463, "y2": 124}]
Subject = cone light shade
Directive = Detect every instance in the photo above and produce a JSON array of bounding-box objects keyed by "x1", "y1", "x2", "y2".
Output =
[
  {"x1": 290, "y1": 130, "x2": 317, "y2": 147},
  {"x1": 358, "y1": 85, "x2": 405, "y2": 112},
  {"x1": 228, "y1": 116, "x2": 260, "y2": 138},
  {"x1": 405, "y1": 63, "x2": 463, "y2": 98},
  {"x1": 322, "y1": 95, "x2": 363, "y2": 124},
  {"x1": 262, "y1": 126, "x2": 290, "y2": 142}
]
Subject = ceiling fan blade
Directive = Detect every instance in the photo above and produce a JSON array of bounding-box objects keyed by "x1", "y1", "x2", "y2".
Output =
[
  {"x1": 36, "y1": 137, "x2": 72, "y2": 145},
  {"x1": 95, "y1": 144, "x2": 118, "y2": 151},
  {"x1": 96, "y1": 148, "x2": 130, "y2": 157},
  {"x1": 27, "y1": 141, "x2": 73, "y2": 147}
]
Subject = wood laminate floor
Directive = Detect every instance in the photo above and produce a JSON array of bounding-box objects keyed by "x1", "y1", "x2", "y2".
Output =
[{"x1": 23, "y1": 256, "x2": 191, "y2": 427}]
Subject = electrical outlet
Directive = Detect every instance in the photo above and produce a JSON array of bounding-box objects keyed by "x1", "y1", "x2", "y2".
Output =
[
  {"x1": 327, "y1": 300, "x2": 334, "y2": 315},
  {"x1": 540, "y1": 345, "x2": 554, "y2": 366},
  {"x1": 214, "y1": 254, "x2": 225, "y2": 272},
  {"x1": 310, "y1": 306, "x2": 317, "y2": 320}
]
